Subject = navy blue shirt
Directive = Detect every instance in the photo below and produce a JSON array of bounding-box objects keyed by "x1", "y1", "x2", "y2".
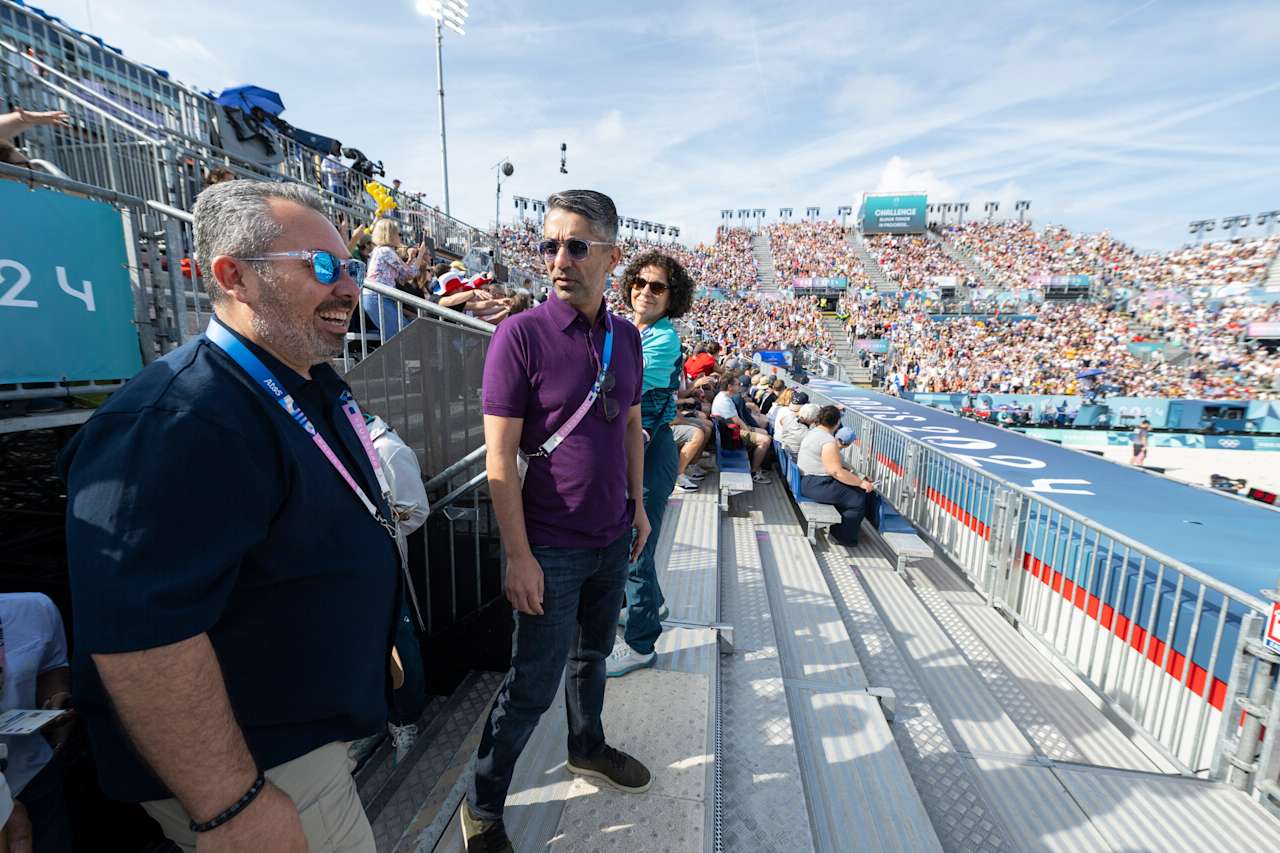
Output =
[{"x1": 58, "y1": 319, "x2": 400, "y2": 803}]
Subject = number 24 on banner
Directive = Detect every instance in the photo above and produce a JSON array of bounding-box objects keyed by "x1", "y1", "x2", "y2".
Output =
[{"x1": 0, "y1": 259, "x2": 96, "y2": 312}]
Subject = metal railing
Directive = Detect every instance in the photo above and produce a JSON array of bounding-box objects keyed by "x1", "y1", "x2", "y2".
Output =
[
  {"x1": 340, "y1": 284, "x2": 499, "y2": 638},
  {"x1": 806, "y1": 386, "x2": 1279, "y2": 799},
  {"x1": 1, "y1": 38, "x2": 498, "y2": 261}
]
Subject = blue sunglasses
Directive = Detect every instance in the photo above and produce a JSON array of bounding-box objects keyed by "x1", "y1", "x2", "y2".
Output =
[{"x1": 239, "y1": 250, "x2": 366, "y2": 285}]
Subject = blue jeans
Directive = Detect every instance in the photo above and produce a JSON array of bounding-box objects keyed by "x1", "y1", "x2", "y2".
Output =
[
  {"x1": 624, "y1": 424, "x2": 678, "y2": 655},
  {"x1": 468, "y1": 532, "x2": 630, "y2": 820},
  {"x1": 360, "y1": 290, "x2": 410, "y2": 339}
]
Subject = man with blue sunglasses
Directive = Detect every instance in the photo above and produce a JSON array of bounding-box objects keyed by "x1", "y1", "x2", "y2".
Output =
[{"x1": 59, "y1": 180, "x2": 390, "y2": 852}]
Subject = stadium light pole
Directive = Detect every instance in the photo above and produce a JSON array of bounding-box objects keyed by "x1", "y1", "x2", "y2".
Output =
[
  {"x1": 754, "y1": 208, "x2": 766, "y2": 233},
  {"x1": 1015, "y1": 200, "x2": 1031, "y2": 223},
  {"x1": 1188, "y1": 219, "x2": 1215, "y2": 243},
  {"x1": 416, "y1": 0, "x2": 468, "y2": 217},
  {"x1": 780, "y1": 207, "x2": 793, "y2": 220},
  {"x1": 1259, "y1": 210, "x2": 1280, "y2": 235},
  {"x1": 984, "y1": 201, "x2": 999, "y2": 221},
  {"x1": 806, "y1": 206, "x2": 820, "y2": 220},
  {"x1": 838, "y1": 205, "x2": 852, "y2": 227},
  {"x1": 493, "y1": 158, "x2": 512, "y2": 233},
  {"x1": 1222, "y1": 214, "x2": 1250, "y2": 239},
  {"x1": 955, "y1": 202, "x2": 969, "y2": 225},
  {"x1": 531, "y1": 199, "x2": 545, "y2": 225}
]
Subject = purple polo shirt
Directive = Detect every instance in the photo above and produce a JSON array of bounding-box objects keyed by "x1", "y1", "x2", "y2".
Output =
[{"x1": 482, "y1": 294, "x2": 643, "y2": 548}]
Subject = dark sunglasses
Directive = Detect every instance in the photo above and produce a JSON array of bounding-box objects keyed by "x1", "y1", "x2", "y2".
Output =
[
  {"x1": 239, "y1": 250, "x2": 366, "y2": 285},
  {"x1": 536, "y1": 238, "x2": 613, "y2": 261},
  {"x1": 631, "y1": 277, "x2": 668, "y2": 295},
  {"x1": 597, "y1": 371, "x2": 618, "y2": 421}
]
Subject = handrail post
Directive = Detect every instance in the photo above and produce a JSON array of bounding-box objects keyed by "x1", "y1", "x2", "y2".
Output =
[{"x1": 1211, "y1": 610, "x2": 1265, "y2": 782}]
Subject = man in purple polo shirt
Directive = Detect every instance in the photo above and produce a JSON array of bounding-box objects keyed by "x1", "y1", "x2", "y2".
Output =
[{"x1": 461, "y1": 190, "x2": 651, "y2": 852}]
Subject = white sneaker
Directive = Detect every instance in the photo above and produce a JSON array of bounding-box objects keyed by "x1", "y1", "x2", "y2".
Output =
[
  {"x1": 606, "y1": 640, "x2": 656, "y2": 677},
  {"x1": 752, "y1": 471, "x2": 771, "y2": 484},
  {"x1": 676, "y1": 474, "x2": 701, "y2": 491},
  {"x1": 388, "y1": 722, "x2": 418, "y2": 764}
]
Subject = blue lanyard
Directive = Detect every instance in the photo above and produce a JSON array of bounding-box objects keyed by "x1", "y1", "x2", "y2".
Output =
[
  {"x1": 594, "y1": 312, "x2": 614, "y2": 395},
  {"x1": 205, "y1": 320, "x2": 397, "y2": 541}
]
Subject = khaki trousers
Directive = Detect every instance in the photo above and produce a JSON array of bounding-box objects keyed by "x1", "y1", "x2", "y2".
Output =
[{"x1": 141, "y1": 741, "x2": 375, "y2": 853}]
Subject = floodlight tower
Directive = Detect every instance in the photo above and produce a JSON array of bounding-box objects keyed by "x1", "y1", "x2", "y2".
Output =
[
  {"x1": 1188, "y1": 219, "x2": 1216, "y2": 243},
  {"x1": 1222, "y1": 214, "x2": 1251, "y2": 239},
  {"x1": 837, "y1": 205, "x2": 852, "y2": 227},
  {"x1": 955, "y1": 202, "x2": 969, "y2": 225},
  {"x1": 493, "y1": 158, "x2": 513, "y2": 232},
  {"x1": 1258, "y1": 210, "x2": 1280, "y2": 235},
  {"x1": 984, "y1": 201, "x2": 999, "y2": 221},
  {"x1": 1015, "y1": 200, "x2": 1031, "y2": 223},
  {"x1": 416, "y1": 0, "x2": 468, "y2": 217}
]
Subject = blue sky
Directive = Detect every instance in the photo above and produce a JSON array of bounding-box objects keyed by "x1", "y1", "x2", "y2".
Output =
[{"x1": 34, "y1": 0, "x2": 1280, "y2": 250}]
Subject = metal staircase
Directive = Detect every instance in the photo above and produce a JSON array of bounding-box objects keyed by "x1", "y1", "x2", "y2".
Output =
[
  {"x1": 1267, "y1": 242, "x2": 1280, "y2": 289},
  {"x1": 849, "y1": 231, "x2": 896, "y2": 293},
  {"x1": 753, "y1": 232, "x2": 780, "y2": 292},
  {"x1": 928, "y1": 228, "x2": 1001, "y2": 289},
  {"x1": 820, "y1": 316, "x2": 874, "y2": 385}
]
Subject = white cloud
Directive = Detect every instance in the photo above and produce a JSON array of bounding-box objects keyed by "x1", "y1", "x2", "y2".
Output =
[
  {"x1": 592, "y1": 110, "x2": 625, "y2": 146},
  {"x1": 875, "y1": 156, "x2": 957, "y2": 202}
]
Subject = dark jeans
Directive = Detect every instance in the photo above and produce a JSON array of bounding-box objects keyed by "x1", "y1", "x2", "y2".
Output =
[
  {"x1": 468, "y1": 532, "x2": 630, "y2": 820},
  {"x1": 801, "y1": 474, "x2": 870, "y2": 546},
  {"x1": 624, "y1": 424, "x2": 678, "y2": 655}
]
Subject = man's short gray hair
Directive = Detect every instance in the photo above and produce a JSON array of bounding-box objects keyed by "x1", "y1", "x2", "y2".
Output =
[
  {"x1": 545, "y1": 189, "x2": 618, "y2": 242},
  {"x1": 193, "y1": 180, "x2": 327, "y2": 304}
]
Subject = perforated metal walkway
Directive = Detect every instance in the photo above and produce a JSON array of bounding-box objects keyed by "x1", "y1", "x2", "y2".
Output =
[{"x1": 370, "y1": 474, "x2": 1280, "y2": 853}]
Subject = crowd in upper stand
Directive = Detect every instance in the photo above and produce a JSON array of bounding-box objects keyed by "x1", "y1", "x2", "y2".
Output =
[
  {"x1": 864, "y1": 234, "x2": 977, "y2": 289},
  {"x1": 767, "y1": 221, "x2": 869, "y2": 285},
  {"x1": 497, "y1": 221, "x2": 760, "y2": 294},
  {"x1": 847, "y1": 296, "x2": 1280, "y2": 399}
]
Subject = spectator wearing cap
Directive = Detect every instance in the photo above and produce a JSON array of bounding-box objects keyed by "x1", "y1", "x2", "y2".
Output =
[
  {"x1": 465, "y1": 190, "x2": 651, "y2": 851},
  {"x1": 608, "y1": 249, "x2": 695, "y2": 678},
  {"x1": 797, "y1": 406, "x2": 875, "y2": 546},
  {"x1": 58, "y1": 180, "x2": 393, "y2": 851},
  {"x1": 362, "y1": 219, "x2": 428, "y2": 339}
]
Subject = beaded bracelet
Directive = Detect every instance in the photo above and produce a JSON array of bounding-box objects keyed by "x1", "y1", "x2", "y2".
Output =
[{"x1": 189, "y1": 771, "x2": 266, "y2": 833}]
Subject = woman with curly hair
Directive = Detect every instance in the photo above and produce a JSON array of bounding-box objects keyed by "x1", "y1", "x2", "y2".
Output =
[{"x1": 608, "y1": 249, "x2": 695, "y2": 677}]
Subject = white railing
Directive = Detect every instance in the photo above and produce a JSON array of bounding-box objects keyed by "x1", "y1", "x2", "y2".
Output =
[{"x1": 805, "y1": 385, "x2": 1280, "y2": 800}]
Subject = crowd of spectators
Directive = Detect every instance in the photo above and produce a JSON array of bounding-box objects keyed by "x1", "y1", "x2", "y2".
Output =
[
  {"x1": 683, "y1": 295, "x2": 834, "y2": 358},
  {"x1": 873, "y1": 300, "x2": 1280, "y2": 399},
  {"x1": 937, "y1": 221, "x2": 1280, "y2": 294},
  {"x1": 767, "y1": 221, "x2": 868, "y2": 285},
  {"x1": 497, "y1": 221, "x2": 759, "y2": 294},
  {"x1": 865, "y1": 234, "x2": 976, "y2": 290}
]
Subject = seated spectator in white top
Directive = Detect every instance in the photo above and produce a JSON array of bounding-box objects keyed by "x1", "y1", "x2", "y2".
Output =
[
  {"x1": 778, "y1": 401, "x2": 819, "y2": 455},
  {"x1": 711, "y1": 374, "x2": 771, "y2": 482},
  {"x1": 0, "y1": 593, "x2": 72, "y2": 853}
]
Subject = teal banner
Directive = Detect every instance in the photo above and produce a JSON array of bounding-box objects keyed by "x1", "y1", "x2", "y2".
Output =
[
  {"x1": 860, "y1": 193, "x2": 927, "y2": 234},
  {"x1": 1, "y1": 182, "x2": 141, "y2": 383}
]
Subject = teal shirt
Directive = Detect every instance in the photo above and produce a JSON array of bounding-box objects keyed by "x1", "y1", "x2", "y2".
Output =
[{"x1": 639, "y1": 317, "x2": 682, "y2": 430}]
